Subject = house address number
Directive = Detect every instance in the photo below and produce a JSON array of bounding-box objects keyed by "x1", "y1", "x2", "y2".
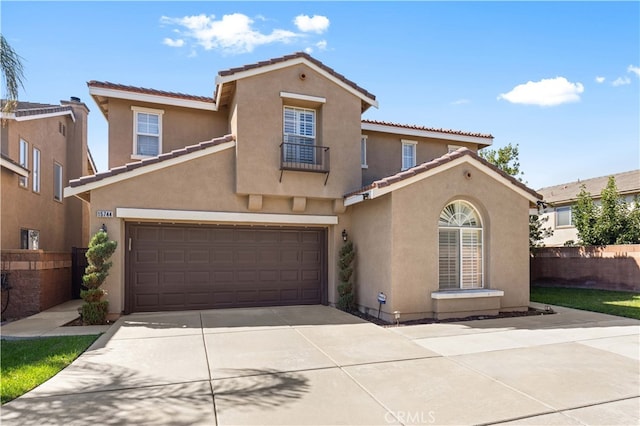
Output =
[{"x1": 96, "y1": 210, "x2": 113, "y2": 218}]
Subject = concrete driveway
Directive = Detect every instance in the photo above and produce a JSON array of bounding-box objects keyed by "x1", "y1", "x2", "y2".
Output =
[{"x1": 2, "y1": 304, "x2": 639, "y2": 425}]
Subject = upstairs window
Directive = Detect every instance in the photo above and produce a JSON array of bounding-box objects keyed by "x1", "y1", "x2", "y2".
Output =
[
  {"x1": 132, "y1": 107, "x2": 163, "y2": 158},
  {"x1": 19, "y1": 139, "x2": 28, "y2": 187},
  {"x1": 401, "y1": 140, "x2": 417, "y2": 170},
  {"x1": 53, "y1": 162, "x2": 63, "y2": 202},
  {"x1": 361, "y1": 135, "x2": 368, "y2": 168},
  {"x1": 556, "y1": 206, "x2": 573, "y2": 227},
  {"x1": 283, "y1": 106, "x2": 316, "y2": 164},
  {"x1": 32, "y1": 147, "x2": 40, "y2": 193}
]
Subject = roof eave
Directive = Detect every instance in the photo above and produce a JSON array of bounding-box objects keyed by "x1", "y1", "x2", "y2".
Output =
[
  {"x1": 88, "y1": 85, "x2": 218, "y2": 118},
  {"x1": 345, "y1": 153, "x2": 540, "y2": 207},
  {"x1": 361, "y1": 122, "x2": 492, "y2": 146},
  {"x1": 215, "y1": 56, "x2": 378, "y2": 111}
]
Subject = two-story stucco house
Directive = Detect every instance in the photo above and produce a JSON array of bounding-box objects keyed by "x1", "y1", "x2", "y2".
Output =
[
  {"x1": 65, "y1": 52, "x2": 541, "y2": 321},
  {"x1": 1, "y1": 98, "x2": 94, "y2": 318},
  {"x1": 537, "y1": 170, "x2": 640, "y2": 247}
]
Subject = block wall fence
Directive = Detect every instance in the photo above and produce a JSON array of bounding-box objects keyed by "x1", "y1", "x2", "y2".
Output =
[
  {"x1": 1, "y1": 250, "x2": 72, "y2": 321},
  {"x1": 531, "y1": 245, "x2": 640, "y2": 293}
]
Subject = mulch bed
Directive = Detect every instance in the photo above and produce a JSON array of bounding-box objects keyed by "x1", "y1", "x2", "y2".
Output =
[{"x1": 349, "y1": 306, "x2": 554, "y2": 327}]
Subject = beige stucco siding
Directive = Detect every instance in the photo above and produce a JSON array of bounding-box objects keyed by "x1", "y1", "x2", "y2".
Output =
[
  {"x1": 1, "y1": 111, "x2": 86, "y2": 251},
  {"x1": 362, "y1": 130, "x2": 479, "y2": 186},
  {"x1": 88, "y1": 148, "x2": 341, "y2": 313},
  {"x1": 349, "y1": 195, "x2": 393, "y2": 314},
  {"x1": 107, "y1": 98, "x2": 228, "y2": 169},
  {"x1": 234, "y1": 64, "x2": 363, "y2": 199},
  {"x1": 348, "y1": 161, "x2": 530, "y2": 320}
]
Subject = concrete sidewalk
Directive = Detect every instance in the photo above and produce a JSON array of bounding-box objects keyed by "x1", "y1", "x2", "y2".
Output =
[
  {"x1": 1, "y1": 304, "x2": 639, "y2": 425},
  {"x1": 0, "y1": 300, "x2": 111, "y2": 338}
]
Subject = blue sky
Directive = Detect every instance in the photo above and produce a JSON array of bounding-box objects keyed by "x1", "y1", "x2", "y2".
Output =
[{"x1": 2, "y1": 1, "x2": 638, "y2": 190}]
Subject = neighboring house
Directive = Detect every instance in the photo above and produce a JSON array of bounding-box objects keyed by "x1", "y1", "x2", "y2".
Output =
[
  {"x1": 66, "y1": 52, "x2": 541, "y2": 321},
  {"x1": 537, "y1": 170, "x2": 640, "y2": 247},
  {"x1": 1, "y1": 98, "x2": 94, "y2": 318}
]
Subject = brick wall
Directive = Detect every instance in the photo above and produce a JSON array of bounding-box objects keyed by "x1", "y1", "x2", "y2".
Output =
[
  {"x1": 1, "y1": 250, "x2": 73, "y2": 321},
  {"x1": 531, "y1": 245, "x2": 640, "y2": 292}
]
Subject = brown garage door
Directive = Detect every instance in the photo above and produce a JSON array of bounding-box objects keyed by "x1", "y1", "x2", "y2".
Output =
[{"x1": 126, "y1": 224, "x2": 326, "y2": 313}]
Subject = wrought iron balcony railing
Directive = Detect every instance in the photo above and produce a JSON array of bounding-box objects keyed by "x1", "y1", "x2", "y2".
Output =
[{"x1": 280, "y1": 136, "x2": 330, "y2": 174}]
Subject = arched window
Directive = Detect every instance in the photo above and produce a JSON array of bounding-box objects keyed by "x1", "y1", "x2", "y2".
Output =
[{"x1": 438, "y1": 201, "x2": 483, "y2": 289}]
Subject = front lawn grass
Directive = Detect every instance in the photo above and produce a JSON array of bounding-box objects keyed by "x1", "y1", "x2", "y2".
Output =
[
  {"x1": 1, "y1": 334, "x2": 99, "y2": 404},
  {"x1": 531, "y1": 287, "x2": 640, "y2": 320}
]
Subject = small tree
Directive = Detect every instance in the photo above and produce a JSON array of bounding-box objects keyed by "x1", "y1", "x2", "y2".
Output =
[
  {"x1": 529, "y1": 212, "x2": 553, "y2": 251},
  {"x1": 479, "y1": 143, "x2": 524, "y2": 182},
  {"x1": 81, "y1": 229, "x2": 117, "y2": 325},
  {"x1": 337, "y1": 240, "x2": 356, "y2": 312},
  {"x1": 479, "y1": 143, "x2": 552, "y2": 250},
  {"x1": 573, "y1": 177, "x2": 640, "y2": 245}
]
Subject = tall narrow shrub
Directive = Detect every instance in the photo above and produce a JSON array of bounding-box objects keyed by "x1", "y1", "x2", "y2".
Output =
[
  {"x1": 81, "y1": 229, "x2": 117, "y2": 325},
  {"x1": 337, "y1": 240, "x2": 356, "y2": 312}
]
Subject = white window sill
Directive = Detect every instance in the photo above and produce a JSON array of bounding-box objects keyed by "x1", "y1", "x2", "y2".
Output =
[
  {"x1": 131, "y1": 154, "x2": 155, "y2": 161},
  {"x1": 361, "y1": 164, "x2": 368, "y2": 169},
  {"x1": 432, "y1": 289, "x2": 504, "y2": 300}
]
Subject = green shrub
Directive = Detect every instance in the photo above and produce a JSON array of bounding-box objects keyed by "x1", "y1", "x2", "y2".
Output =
[
  {"x1": 81, "y1": 229, "x2": 117, "y2": 325},
  {"x1": 81, "y1": 301, "x2": 109, "y2": 326},
  {"x1": 337, "y1": 240, "x2": 356, "y2": 312}
]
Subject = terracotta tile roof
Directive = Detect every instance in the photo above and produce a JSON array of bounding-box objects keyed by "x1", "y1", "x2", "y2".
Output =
[
  {"x1": 217, "y1": 52, "x2": 376, "y2": 102},
  {"x1": 69, "y1": 134, "x2": 235, "y2": 188},
  {"x1": 87, "y1": 81, "x2": 215, "y2": 104},
  {"x1": 362, "y1": 119, "x2": 493, "y2": 139},
  {"x1": 537, "y1": 169, "x2": 640, "y2": 204},
  {"x1": 1, "y1": 100, "x2": 73, "y2": 117},
  {"x1": 344, "y1": 147, "x2": 541, "y2": 200}
]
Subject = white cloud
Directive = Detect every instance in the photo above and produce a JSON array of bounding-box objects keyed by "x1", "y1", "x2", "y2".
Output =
[
  {"x1": 316, "y1": 40, "x2": 327, "y2": 50},
  {"x1": 628, "y1": 65, "x2": 640, "y2": 77},
  {"x1": 160, "y1": 13, "x2": 300, "y2": 54},
  {"x1": 497, "y1": 77, "x2": 584, "y2": 106},
  {"x1": 595, "y1": 76, "x2": 605, "y2": 83},
  {"x1": 304, "y1": 46, "x2": 313, "y2": 54},
  {"x1": 294, "y1": 15, "x2": 329, "y2": 33},
  {"x1": 451, "y1": 99, "x2": 470, "y2": 105},
  {"x1": 612, "y1": 76, "x2": 631, "y2": 87},
  {"x1": 163, "y1": 38, "x2": 185, "y2": 47}
]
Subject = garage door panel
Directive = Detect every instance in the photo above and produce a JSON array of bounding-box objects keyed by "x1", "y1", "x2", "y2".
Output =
[
  {"x1": 281, "y1": 231, "x2": 300, "y2": 243},
  {"x1": 280, "y1": 270, "x2": 299, "y2": 281},
  {"x1": 135, "y1": 250, "x2": 159, "y2": 264},
  {"x1": 128, "y1": 225, "x2": 325, "y2": 312},
  {"x1": 281, "y1": 250, "x2": 299, "y2": 263},
  {"x1": 236, "y1": 251, "x2": 257, "y2": 264},
  {"x1": 162, "y1": 228, "x2": 186, "y2": 242},
  {"x1": 212, "y1": 250, "x2": 233, "y2": 264},
  {"x1": 302, "y1": 250, "x2": 320, "y2": 263},
  {"x1": 188, "y1": 271, "x2": 210, "y2": 284},
  {"x1": 259, "y1": 250, "x2": 279, "y2": 263},
  {"x1": 259, "y1": 270, "x2": 278, "y2": 281}
]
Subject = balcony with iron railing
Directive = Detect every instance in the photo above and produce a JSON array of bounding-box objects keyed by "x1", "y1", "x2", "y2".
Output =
[
  {"x1": 279, "y1": 135, "x2": 330, "y2": 184},
  {"x1": 280, "y1": 135, "x2": 330, "y2": 172}
]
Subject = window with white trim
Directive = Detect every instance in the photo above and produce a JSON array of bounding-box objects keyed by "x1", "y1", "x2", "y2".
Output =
[
  {"x1": 32, "y1": 147, "x2": 40, "y2": 193},
  {"x1": 439, "y1": 201, "x2": 483, "y2": 289},
  {"x1": 20, "y1": 229, "x2": 39, "y2": 250},
  {"x1": 53, "y1": 162, "x2": 63, "y2": 202},
  {"x1": 361, "y1": 135, "x2": 368, "y2": 168},
  {"x1": 132, "y1": 107, "x2": 163, "y2": 157},
  {"x1": 556, "y1": 206, "x2": 573, "y2": 227},
  {"x1": 401, "y1": 140, "x2": 416, "y2": 170},
  {"x1": 283, "y1": 106, "x2": 316, "y2": 164},
  {"x1": 19, "y1": 139, "x2": 28, "y2": 187}
]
